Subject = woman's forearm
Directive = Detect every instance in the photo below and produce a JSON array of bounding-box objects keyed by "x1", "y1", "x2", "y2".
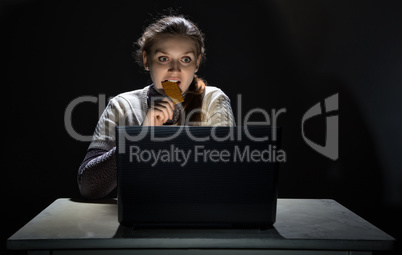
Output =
[{"x1": 77, "y1": 147, "x2": 117, "y2": 199}]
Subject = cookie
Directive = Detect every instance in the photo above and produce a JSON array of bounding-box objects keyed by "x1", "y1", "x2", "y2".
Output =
[{"x1": 161, "y1": 80, "x2": 184, "y2": 104}]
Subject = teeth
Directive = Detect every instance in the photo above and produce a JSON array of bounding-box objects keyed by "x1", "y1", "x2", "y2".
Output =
[{"x1": 168, "y1": 80, "x2": 180, "y2": 83}]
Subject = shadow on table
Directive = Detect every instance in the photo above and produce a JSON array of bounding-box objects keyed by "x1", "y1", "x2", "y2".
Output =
[
  {"x1": 70, "y1": 197, "x2": 117, "y2": 204},
  {"x1": 113, "y1": 223, "x2": 285, "y2": 239},
  {"x1": 68, "y1": 198, "x2": 285, "y2": 240}
]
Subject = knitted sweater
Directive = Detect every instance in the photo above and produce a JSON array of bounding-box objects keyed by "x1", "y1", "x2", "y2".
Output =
[{"x1": 78, "y1": 85, "x2": 235, "y2": 199}]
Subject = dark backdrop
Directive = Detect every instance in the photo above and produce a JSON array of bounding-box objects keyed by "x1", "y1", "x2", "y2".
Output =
[{"x1": 2, "y1": 0, "x2": 401, "y2": 254}]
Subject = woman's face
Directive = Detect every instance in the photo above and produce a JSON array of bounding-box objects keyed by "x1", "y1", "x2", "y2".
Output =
[{"x1": 143, "y1": 35, "x2": 201, "y2": 94}]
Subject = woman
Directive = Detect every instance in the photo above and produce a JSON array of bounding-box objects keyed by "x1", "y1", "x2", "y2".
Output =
[{"x1": 78, "y1": 15, "x2": 235, "y2": 199}]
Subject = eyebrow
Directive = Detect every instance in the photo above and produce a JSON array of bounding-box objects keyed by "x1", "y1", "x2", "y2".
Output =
[{"x1": 154, "y1": 49, "x2": 195, "y2": 55}]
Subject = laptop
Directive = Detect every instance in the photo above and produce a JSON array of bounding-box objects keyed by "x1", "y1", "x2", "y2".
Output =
[{"x1": 116, "y1": 126, "x2": 281, "y2": 228}]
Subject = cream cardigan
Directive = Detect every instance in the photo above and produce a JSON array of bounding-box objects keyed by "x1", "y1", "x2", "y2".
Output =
[{"x1": 88, "y1": 85, "x2": 235, "y2": 151}]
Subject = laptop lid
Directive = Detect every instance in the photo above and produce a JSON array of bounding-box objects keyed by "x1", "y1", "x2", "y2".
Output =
[{"x1": 116, "y1": 126, "x2": 281, "y2": 228}]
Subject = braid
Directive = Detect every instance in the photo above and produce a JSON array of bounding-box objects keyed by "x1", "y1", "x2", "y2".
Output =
[{"x1": 182, "y1": 75, "x2": 206, "y2": 124}]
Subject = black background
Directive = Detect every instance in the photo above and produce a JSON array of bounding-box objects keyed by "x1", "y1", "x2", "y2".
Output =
[{"x1": 2, "y1": 0, "x2": 401, "y2": 254}]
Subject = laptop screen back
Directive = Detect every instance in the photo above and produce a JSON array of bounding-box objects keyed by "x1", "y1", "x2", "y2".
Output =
[{"x1": 116, "y1": 126, "x2": 281, "y2": 228}]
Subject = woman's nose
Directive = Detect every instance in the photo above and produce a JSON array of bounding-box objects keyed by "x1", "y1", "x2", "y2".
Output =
[{"x1": 168, "y1": 60, "x2": 181, "y2": 72}]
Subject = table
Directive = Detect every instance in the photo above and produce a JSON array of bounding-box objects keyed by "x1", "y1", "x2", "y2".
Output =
[{"x1": 7, "y1": 199, "x2": 395, "y2": 255}]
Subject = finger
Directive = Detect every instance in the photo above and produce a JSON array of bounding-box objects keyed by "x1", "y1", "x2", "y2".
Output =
[
  {"x1": 167, "y1": 98, "x2": 175, "y2": 109},
  {"x1": 149, "y1": 98, "x2": 175, "y2": 122},
  {"x1": 160, "y1": 97, "x2": 175, "y2": 111},
  {"x1": 151, "y1": 107, "x2": 167, "y2": 124},
  {"x1": 155, "y1": 99, "x2": 174, "y2": 120},
  {"x1": 153, "y1": 104, "x2": 172, "y2": 123}
]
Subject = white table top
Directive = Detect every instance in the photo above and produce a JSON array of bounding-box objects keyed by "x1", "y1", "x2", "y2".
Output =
[{"x1": 7, "y1": 198, "x2": 395, "y2": 251}]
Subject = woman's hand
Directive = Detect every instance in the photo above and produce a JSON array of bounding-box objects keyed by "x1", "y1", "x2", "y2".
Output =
[{"x1": 142, "y1": 97, "x2": 175, "y2": 126}]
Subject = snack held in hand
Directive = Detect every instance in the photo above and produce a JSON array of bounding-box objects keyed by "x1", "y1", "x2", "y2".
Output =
[{"x1": 162, "y1": 80, "x2": 184, "y2": 104}]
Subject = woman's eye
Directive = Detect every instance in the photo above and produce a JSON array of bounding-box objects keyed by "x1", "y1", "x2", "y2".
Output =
[
  {"x1": 158, "y1": 56, "x2": 169, "y2": 62},
  {"x1": 181, "y1": 57, "x2": 191, "y2": 63}
]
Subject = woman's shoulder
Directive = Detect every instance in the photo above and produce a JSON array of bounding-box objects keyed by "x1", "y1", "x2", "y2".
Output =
[
  {"x1": 108, "y1": 85, "x2": 150, "y2": 108},
  {"x1": 114, "y1": 85, "x2": 150, "y2": 100},
  {"x1": 203, "y1": 85, "x2": 230, "y2": 101}
]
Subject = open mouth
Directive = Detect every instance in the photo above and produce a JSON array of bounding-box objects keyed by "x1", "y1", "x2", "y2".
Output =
[{"x1": 163, "y1": 79, "x2": 181, "y2": 85}]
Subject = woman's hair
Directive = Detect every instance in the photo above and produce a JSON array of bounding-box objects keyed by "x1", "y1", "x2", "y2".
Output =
[{"x1": 134, "y1": 15, "x2": 207, "y2": 124}]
